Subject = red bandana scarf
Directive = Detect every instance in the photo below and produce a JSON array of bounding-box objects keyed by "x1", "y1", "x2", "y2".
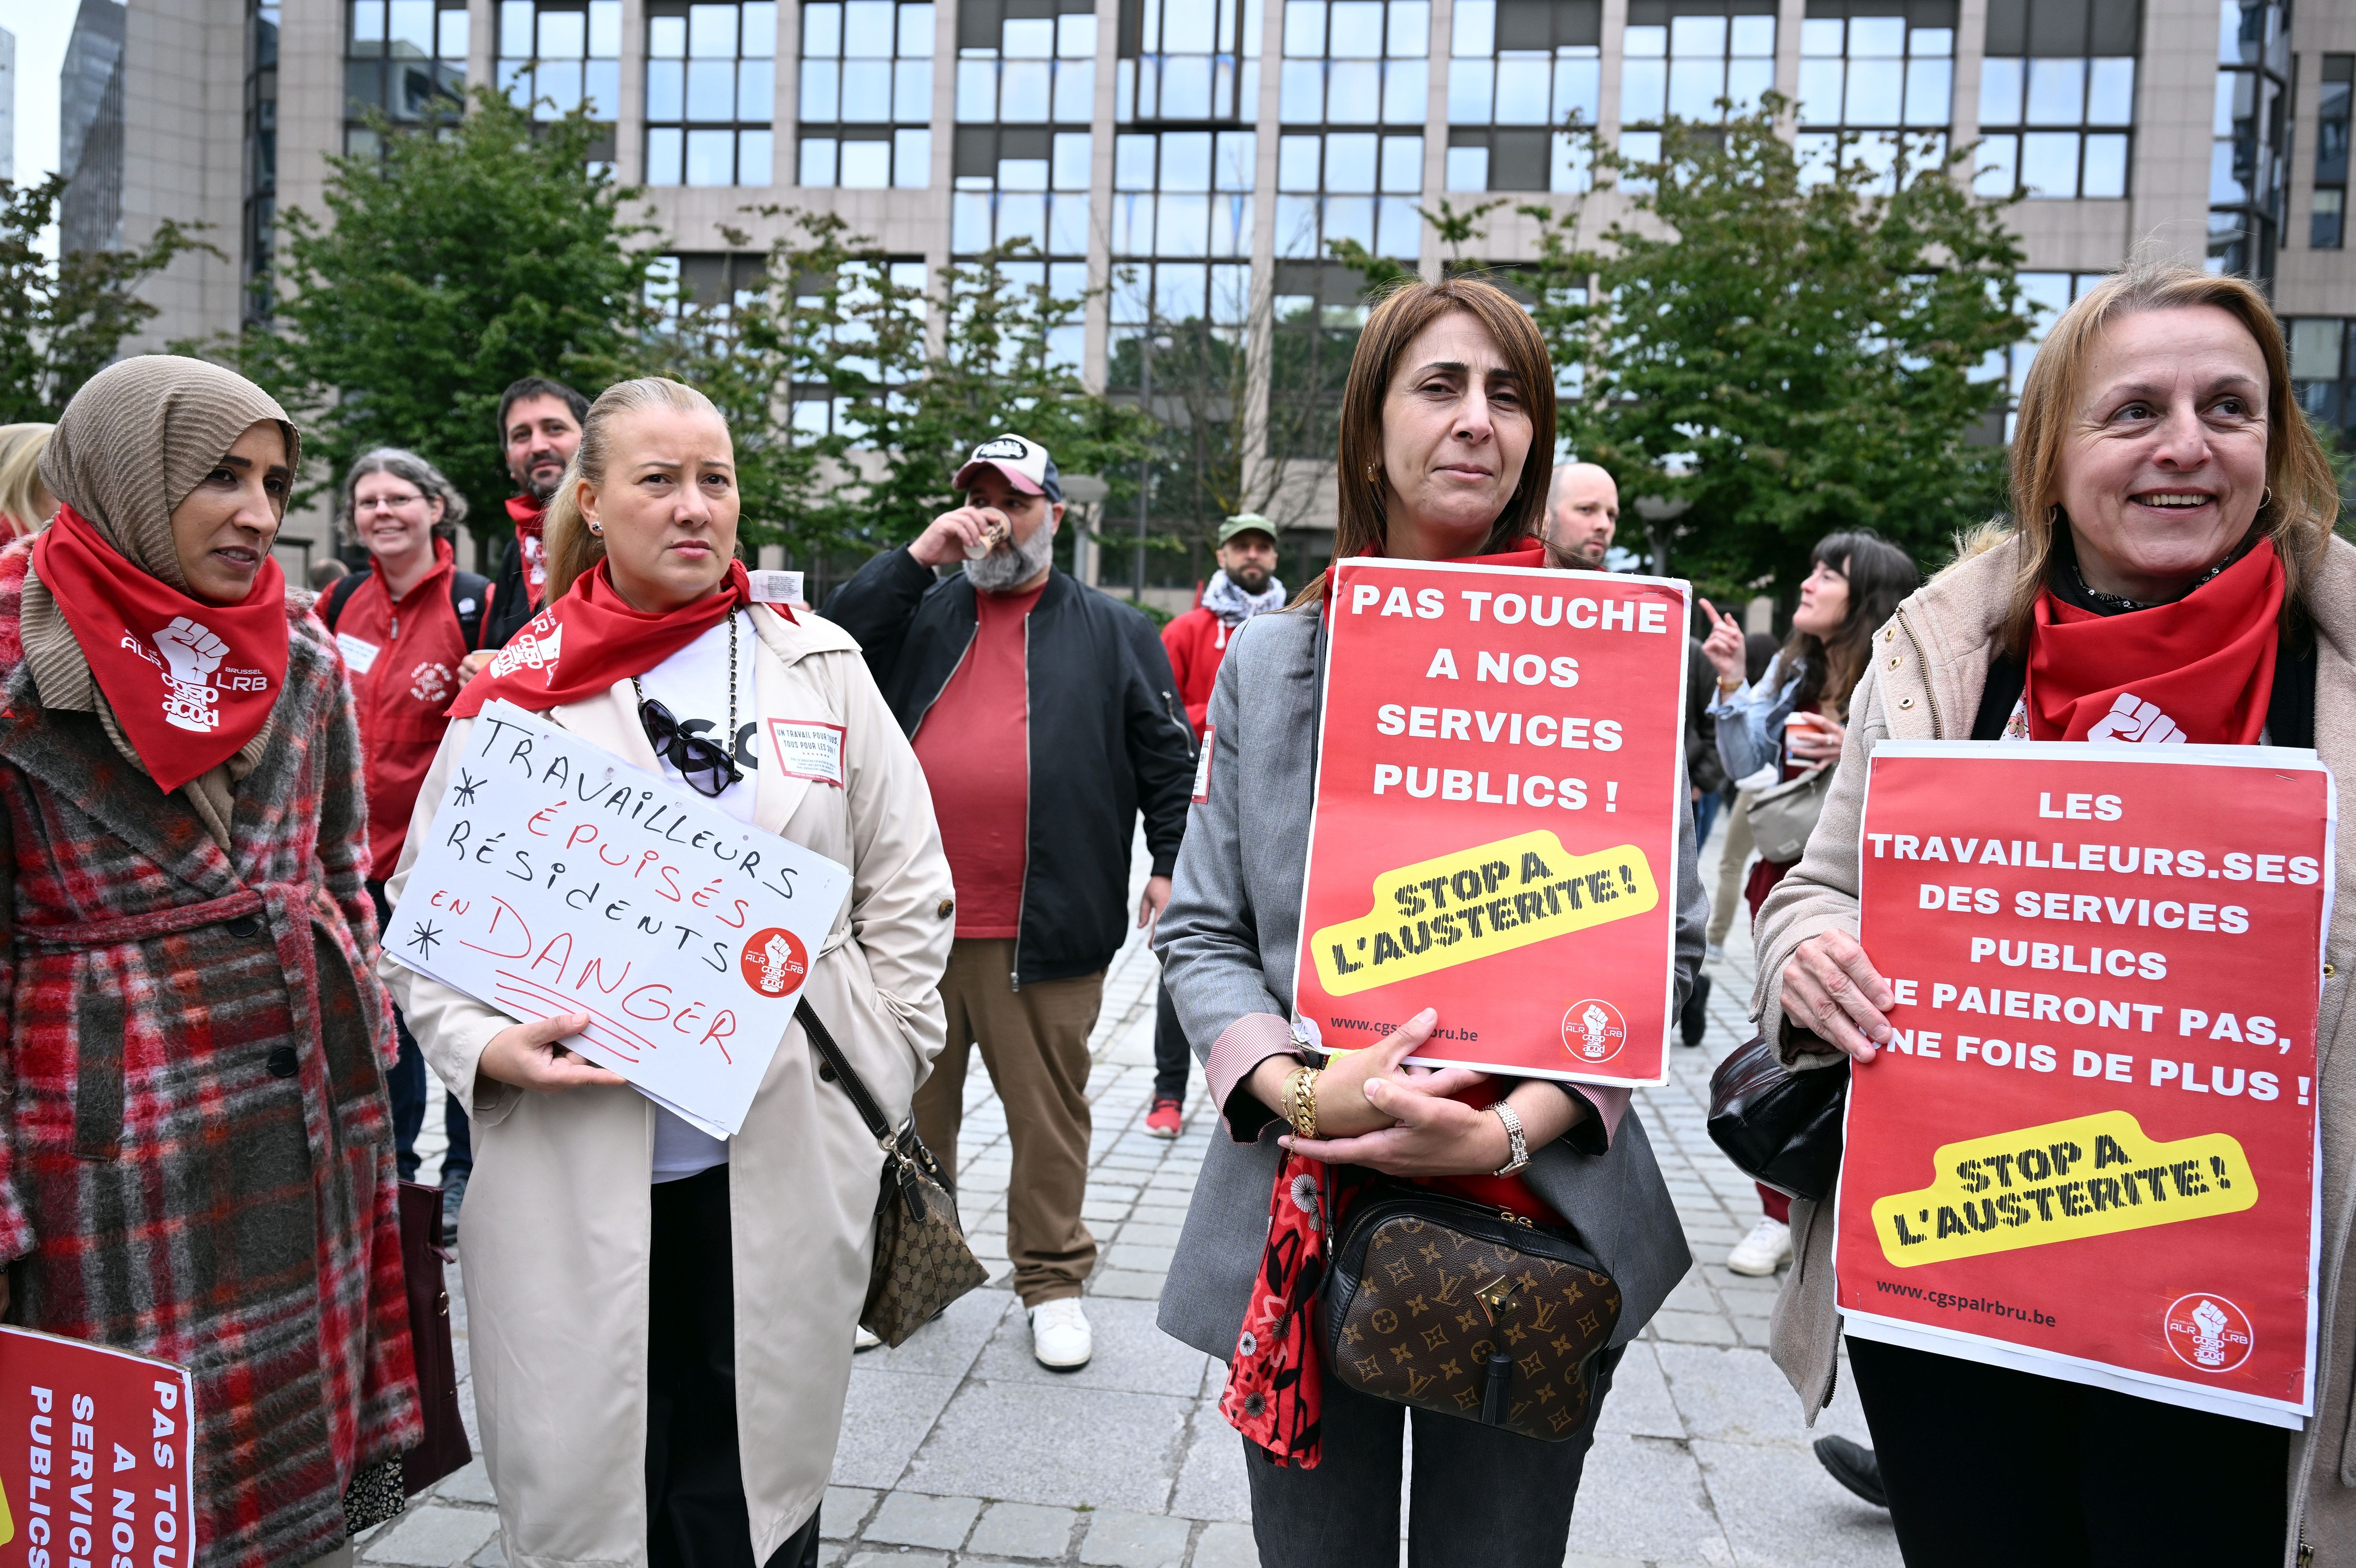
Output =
[
  {"x1": 506, "y1": 495, "x2": 550, "y2": 606},
  {"x1": 32, "y1": 503, "x2": 289, "y2": 794},
  {"x1": 448, "y1": 558, "x2": 770, "y2": 717},
  {"x1": 1228, "y1": 539, "x2": 1545, "y2": 1469},
  {"x1": 2028, "y1": 538, "x2": 2284, "y2": 746}
]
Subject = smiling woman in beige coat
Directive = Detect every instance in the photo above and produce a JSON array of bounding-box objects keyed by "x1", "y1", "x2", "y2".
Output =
[
  {"x1": 380, "y1": 378, "x2": 952, "y2": 1568},
  {"x1": 1752, "y1": 263, "x2": 2356, "y2": 1565}
]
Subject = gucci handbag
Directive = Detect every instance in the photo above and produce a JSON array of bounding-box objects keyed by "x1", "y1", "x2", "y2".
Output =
[
  {"x1": 1706, "y1": 1033, "x2": 1849, "y2": 1202},
  {"x1": 795, "y1": 999, "x2": 988, "y2": 1347},
  {"x1": 1318, "y1": 1186, "x2": 1621, "y2": 1442}
]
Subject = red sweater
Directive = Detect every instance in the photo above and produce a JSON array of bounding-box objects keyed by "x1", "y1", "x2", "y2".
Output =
[
  {"x1": 1162, "y1": 604, "x2": 1239, "y2": 739},
  {"x1": 328, "y1": 540, "x2": 470, "y2": 878}
]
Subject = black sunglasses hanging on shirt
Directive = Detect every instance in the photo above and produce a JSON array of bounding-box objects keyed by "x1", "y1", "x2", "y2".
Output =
[{"x1": 632, "y1": 611, "x2": 743, "y2": 799}]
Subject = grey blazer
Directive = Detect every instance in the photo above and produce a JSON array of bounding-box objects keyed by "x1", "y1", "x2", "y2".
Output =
[{"x1": 1153, "y1": 605, "x2": 1702, "y2": 1360}]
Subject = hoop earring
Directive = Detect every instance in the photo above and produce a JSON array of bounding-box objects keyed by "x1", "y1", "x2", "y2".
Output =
[{"x1": 2260, "y1": 486, "x2": 2273, "y2": 512}]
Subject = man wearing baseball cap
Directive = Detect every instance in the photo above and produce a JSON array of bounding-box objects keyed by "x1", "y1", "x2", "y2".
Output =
[
  {"x1": 1140, "y1": 514, "x2": 1287, "y2": 1138},
  {"x1": 826, "y1": 433, "x2": 1194, "y2": 1373}
]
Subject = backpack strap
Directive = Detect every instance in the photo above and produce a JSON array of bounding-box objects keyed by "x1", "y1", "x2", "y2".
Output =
[
  {"x1": 323, "y1": 567, "x2": 370, "y2": 630},
  {"x1": 449, "y1": 570, "x2": 491, "y2": 653}
]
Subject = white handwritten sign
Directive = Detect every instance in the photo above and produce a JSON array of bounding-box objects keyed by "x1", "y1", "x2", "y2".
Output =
[{"x1": 384, "y1": 700, "x2": 854, "y2": 1138}]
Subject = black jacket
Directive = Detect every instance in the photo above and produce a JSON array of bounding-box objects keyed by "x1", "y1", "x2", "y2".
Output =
[
  {"x1": 482, "y1": 530, "x2": 539, "y2": 652},
  {"x1": 825, "y1": 546, "x2": 1195, "y2": 987}
]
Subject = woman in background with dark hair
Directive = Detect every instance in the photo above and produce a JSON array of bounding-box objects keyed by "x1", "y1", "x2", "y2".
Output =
[{"x1": 1697, "y1": 529, "x2": 1918, "y2": 1278}]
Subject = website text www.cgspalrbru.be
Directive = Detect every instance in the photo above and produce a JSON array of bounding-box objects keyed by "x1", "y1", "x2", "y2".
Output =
[
  {"x1": 1325, "y1": 1015, "x2": 1482, "y2": 1042},
  {"x1": 1874, "y1": 1278, "x2": 2056, "y2": 1325}
]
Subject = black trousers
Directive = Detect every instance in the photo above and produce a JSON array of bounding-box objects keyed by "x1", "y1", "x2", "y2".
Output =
[
  {"x1": 1846, "y1": 1335, "x2": 2287, "y2": 1567},
  {"x1": 646, "y1": 1166, "x2": 821, "y2": 1568},
  {"x1": 1152, "y1": 978, "x2": 1190, "y2": 1102},
  {"x1": 368, "y1": 879, "x2": 473, "y2": 1184},
  {"x1": 1242, "y1": 1347, "x2": 1621, "y2": 1567}
]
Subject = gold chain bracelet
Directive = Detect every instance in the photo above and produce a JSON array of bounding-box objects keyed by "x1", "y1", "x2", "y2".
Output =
[{"x1": 1283, "y1": 1063, "x2": 1323, "y2": 1139}]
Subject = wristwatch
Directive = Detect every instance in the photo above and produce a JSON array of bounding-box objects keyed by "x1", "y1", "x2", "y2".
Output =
[{"x1": 1487, "y1": 1101, "x2": 1529, "y2": 1176}]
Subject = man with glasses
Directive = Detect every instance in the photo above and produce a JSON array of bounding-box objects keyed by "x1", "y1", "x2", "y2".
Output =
[
  {"x1": 322, "y1": 448, "x2": 488, "y2": 1237},
  {"x1": 826, "y1": 434, "x2": 1195, "y2": 1372}
]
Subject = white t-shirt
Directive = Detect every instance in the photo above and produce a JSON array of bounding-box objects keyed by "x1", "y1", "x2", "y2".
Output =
[{"x1": 635, "y1": 611, "x2": 760, "y2": 1183}]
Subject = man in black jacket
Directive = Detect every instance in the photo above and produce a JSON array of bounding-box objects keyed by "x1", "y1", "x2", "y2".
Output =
[{"x1": 826, "y1": 433, "x2": 1194, "y2": 1372}]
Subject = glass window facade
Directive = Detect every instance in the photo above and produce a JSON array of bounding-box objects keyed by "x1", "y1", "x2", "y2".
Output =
[
  {"x1": 962, "y1": 0, "x2": 1097, "y2": 125},
  {"x1": 2313, "y1": 55, "x2": 2351, "y2": 249},
  {"x1": 1794, "y1": 1, "x2": 1953, "y2": 192},
  {"x1": 1974, "y1": 0, "x2": 2137, "y2": 201},
  {"x1": 347, "y1": 0, "x2": 469, "y2": 153},
  {"x1": 954, "y1": 126, "x2": 1093, "y2": 258},
  {"x1": 1618, "y1": 0, "x2": 1775, "y2": 167},
  {"x1": 247, "y1": 0, "x2": 281, "y2": 322},
  {"x1": 2289, "y1": 317, "x2": 2356, "y2": 440},
  {"x1": 645, "y1": 1, "x2": 775, "y2": 186},
  {"x1": 1279, "y1": 1, "x2": 1426, "y2": 260},
  {"x1": 1446, "y1": 0, "x2": 1599, "y2": 193},
  {"x1": 2210, "y1": 0, "x2": 2288, "y2": 283},
  {"x1": 1120, "y1": 0, "x2": 1261, "y2": 123},
  {"x1": 800, "y1": 1, "x2": 931, "y2": 187}
]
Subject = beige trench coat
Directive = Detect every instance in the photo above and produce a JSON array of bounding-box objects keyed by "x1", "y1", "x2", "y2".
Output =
[
  {"x1": 378, "y1": 605, "x2": 953, "y2": 1568},
  {"x1": 1750, "y1": 532, "x2": 2356, "y2": 1566}
]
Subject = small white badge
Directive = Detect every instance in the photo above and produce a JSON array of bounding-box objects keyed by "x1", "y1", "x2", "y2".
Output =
[
  {"x1": 335, "y1": 632, "x2": 382, "y2": 675},
  {"x1": 747, "y1": 570, "x2": 806, "y2": 606},
  {"x1": 1190, "y1": 724, "x2": 1215, "y2": 804},
  {"x1": 767, "y1": 718, "x2": 846, "y2": 787}
]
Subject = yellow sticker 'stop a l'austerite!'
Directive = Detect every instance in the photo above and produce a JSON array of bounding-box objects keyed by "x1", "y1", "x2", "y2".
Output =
[
  {"x1": 1308, "y1": 829, "x2": 1658, "y2": 997},
  {"x1": 1869, "y1": 1109, "x2": 2256, "y2": 1267}
]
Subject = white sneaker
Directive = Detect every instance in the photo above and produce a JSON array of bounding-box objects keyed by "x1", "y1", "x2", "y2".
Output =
[
  {"x1": 1726, "y1": 1216, "x2": 1793, "y2": 1277},
  {"x1": 1706, "y1": 942, "x2": 1727, "y2": 963},
  {"x1": 1029, "y1": 1297, "x2": 1093, "y2": 1371},
  {"x1": 854, "y1": 1324, "x2": 882, "y2": 1352}
]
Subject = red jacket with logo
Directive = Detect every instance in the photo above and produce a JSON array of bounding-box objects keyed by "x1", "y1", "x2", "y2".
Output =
[
  {"x1": 328, "y1": 540, "x2": 470, "y2": 878},
  {"x1": 1162, "y1": 603, "x2": 1241, "y2": 739}
]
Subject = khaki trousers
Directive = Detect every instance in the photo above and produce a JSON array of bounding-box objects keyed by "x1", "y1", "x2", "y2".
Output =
[
  {"x1": 914, "y1": 939, "x2": 1103, "y2": 1306},
  {"x1": 1707, "y1": 791, "x2": 1756, "y2": 947}
]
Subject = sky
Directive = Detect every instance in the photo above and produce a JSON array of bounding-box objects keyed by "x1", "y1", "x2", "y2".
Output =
[
  {"x1": 0, "y1": 0, "x2": 87, "y2": 184},
  {"x1": 0, "y1": 0, "x2": 110, "y2": 254}
]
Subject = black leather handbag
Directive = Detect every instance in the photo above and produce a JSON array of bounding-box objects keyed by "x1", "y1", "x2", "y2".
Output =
[{"x1": 1706, "y1": 1034, "x2": 1850, "y2": 1201}]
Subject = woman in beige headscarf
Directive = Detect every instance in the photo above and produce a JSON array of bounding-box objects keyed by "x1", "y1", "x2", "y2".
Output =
[{"x1": 0, "y1": 356, "x2": 418, "y2": 1567}]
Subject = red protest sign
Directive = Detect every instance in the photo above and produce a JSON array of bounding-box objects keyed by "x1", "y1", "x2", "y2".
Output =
[
  {"x1": 1292, "y1": 558, "x2": 1690, "y2": 1085},
  {"x1": 0, "y1": 1327, "x2": 194, "y2": 1566},
  {"x1": 1837, "y1": 742, "x2": 2333, "y2": 1426}
]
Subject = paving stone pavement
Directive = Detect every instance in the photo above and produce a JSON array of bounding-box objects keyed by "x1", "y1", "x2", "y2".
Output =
[{"x1": 362, "y1": 824, "x2": 1899, "y2": 1568}]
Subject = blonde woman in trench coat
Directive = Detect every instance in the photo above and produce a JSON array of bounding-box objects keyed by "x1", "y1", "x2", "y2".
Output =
[{"x1": 381, "y1": 378, "x2": 952, "y2": 1568}]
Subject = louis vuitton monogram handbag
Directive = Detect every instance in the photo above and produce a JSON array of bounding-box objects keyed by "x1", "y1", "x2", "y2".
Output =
[
  {"x1": 796, "y1": 999, "x2": 988, "y2": 1347},
  {"x1": 1319, "y1": 1186, "x2": 1622, "y2": 1442}
]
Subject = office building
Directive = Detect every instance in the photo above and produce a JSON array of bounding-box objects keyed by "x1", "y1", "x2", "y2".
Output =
[{"x1": 58, "y1": 0, "x2": 2356, "y2": 581}]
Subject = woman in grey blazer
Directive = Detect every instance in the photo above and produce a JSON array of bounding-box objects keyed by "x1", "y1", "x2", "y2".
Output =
[{"x1": 1154, "y1": 277, "x2": 1705, "y2": 1566}]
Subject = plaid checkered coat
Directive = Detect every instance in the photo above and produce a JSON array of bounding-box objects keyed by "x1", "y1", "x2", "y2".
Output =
[{"x1": 0, "y1": 541, "x2": 421, "y2": 1567}]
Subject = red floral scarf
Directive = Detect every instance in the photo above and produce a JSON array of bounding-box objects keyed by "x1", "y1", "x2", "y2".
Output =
[
  {"x1": 32, "y1": 503, "x2": 290, "y2": 793},
  {"x1": 447, "y1": 558, "x2": 775, "y2": 717},
  {"x1": 2028, "y1": 539, "x2": 2283, "y2": 746}
]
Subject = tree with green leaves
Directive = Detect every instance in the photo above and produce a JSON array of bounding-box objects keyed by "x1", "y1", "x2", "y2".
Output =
[
  {"x1": 1523, "y1": 101, "x2": 2031, "y2": 598},
  {"x1": 0, "y1": 175, "x2": 216, "y2": 423},
  {"x1": 227, "y1": 88, "x2": 662, "y2": 524},
  {"x1": 678, "y1": 210, "x2": 1150, "y2": 573}
]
